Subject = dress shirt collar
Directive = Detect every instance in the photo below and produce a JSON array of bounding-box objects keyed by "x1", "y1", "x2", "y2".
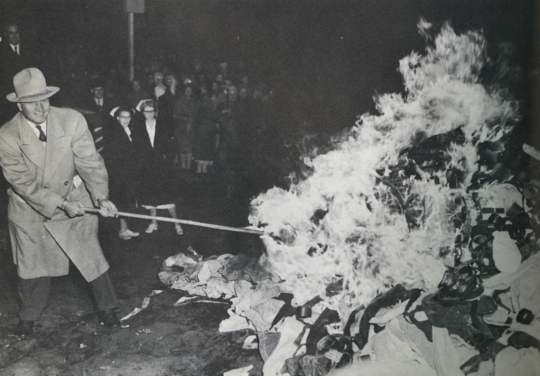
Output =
[
  {"x1": 10, "y1": 43, "x2": 19, "y2": 55},
  {"x1": 122, "y1": 124, "x2": 132, "y2": 141},
  {"x1": 26, "y1": 118, "x2": 47, "y2": 145},
  {"x1": 26, "y1": 118, "x2": 47, "y2": 133},
  {"x1": 146, "y1": 119, "x2": 156, "y2": 147}
]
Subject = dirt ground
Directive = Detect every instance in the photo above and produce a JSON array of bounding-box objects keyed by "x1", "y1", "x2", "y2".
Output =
[{"x1": 0, "y1": 170, "x2": 266, "y2": 375}]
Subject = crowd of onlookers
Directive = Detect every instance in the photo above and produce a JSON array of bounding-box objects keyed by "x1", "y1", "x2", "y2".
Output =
[
  {"x1": 0, "y1": 19, "x2": 291, "y2": 239},
  {"x1": 81, "y1": 60, "x2": 281, "y2": 180},
  {"x1": 68, "y1": 58, "x2": 291, "y2": 238},
  {"x1": 0, "y1": 21, "x2": 327, "y2": 238}
]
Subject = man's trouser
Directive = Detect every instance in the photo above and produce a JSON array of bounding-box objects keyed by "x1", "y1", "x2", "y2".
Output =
[{"x1": 18, "y1": 271, "x2": 119, "y2": 321}]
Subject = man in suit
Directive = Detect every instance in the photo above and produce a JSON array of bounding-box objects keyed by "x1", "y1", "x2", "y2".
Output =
[
  {"x1": 0, "y1": 68, "x2": 122, "y2": 337},
  {"x1": 83, "y1": 80, "x2": 116, "y2": 154},
  {"x1": 0, "y1": 22, "x2": 39, "y2": 124}
]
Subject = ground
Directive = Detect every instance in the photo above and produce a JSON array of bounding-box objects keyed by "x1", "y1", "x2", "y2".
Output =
[{"x1": 0, "y1": 170, "x2": 267, "y2": 375}]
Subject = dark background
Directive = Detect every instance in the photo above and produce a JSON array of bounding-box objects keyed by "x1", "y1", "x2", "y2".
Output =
[
  {"x1": 0, "y1": 3, "x2": 537, "y2": 373},
  {"x1": 0, "y1": 0, "x2": 536, "y2": 136}
]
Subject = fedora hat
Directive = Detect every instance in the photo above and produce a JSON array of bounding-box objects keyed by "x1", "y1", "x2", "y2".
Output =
[
  {"x1": 6, "y1": 68, "x2": 60, "y2": 103},
  {"x1": 89, "y1": 77, "x2": 105, "y2": 90}
]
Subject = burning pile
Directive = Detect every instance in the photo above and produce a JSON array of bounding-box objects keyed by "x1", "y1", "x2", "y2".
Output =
[
  {"x1": 249, "y1": 21, "x2": 519, "y2": 314},
  {"x1": 160, "y1": 20, "x2": 540, "y2": 376}
]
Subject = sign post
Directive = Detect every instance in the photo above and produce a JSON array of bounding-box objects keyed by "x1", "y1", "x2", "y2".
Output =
[{"x1": 124, "y1": 0, "x2": 145, "y2": 81}]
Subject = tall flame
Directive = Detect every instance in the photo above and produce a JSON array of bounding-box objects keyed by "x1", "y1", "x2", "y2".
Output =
[{"x1": 249, "y1": 21, "x2": 520, "y2": 316}]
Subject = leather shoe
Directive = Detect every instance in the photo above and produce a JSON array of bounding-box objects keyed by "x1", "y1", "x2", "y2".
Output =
[
  {"x1": 98, "y1": 309, "x2": 121, "y2": 327},
  {"x1": 119, "y1": 232, "x2": 132, "y2": 240},
  {"x1": 125, "y1": 229, "x2": 139, "y2": 237},
  {"x1": 145, "y1": 223, "x2": 158, "y2": 233},
  {"x1": 14, "y1": 320, "x2": 34, "y2": 337},
  {"x1": 119, "y1": 229, "x2": 140, "y2": 240}
]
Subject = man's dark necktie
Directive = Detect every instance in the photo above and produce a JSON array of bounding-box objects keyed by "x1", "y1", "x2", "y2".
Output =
[{"x1": 35, "y1": 125, "x2": 47, "y2": 142}]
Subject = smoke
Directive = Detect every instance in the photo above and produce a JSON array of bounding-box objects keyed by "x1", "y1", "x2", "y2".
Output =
[{"x1": 249, "y1": 22, "x2": 520, "y2": 316}]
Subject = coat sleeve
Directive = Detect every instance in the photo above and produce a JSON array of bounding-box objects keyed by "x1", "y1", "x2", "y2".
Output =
[
  {"x1": 156, "y1": 117, "x2": 175, "y2": 161},
  {"x1": 0, "y1": 135, "x2": 64, "y2": 218},
  {"x1": 127, "y1": 117, "x2": 145, "y2": 164},
  {"x1": 69, "y1": 111, "x2": 109, "y2": 205}
]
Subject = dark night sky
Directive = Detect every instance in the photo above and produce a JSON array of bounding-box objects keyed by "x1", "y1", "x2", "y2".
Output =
[{"x1": 0, "y1": 0, "x2": 536, "y2": 134}]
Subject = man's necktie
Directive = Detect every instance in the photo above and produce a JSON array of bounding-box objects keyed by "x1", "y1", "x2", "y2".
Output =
[
  {"x1": 35, "y1": 125, "x2": 47, "y2": 142},
  {"x1": 15, "y1": 45, "x2": 19, "y2": 56},
  {"x1": 94, "y1": 126, "x2": 104, "y2": 153}
]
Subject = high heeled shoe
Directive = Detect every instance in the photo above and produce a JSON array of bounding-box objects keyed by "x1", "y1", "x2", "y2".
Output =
[
  {"x1": 119, "y1": 229, "x2": 140, "y2": 240},
  {"x1": 145, "y1": 223, "x2": 158, "y2": 233}
]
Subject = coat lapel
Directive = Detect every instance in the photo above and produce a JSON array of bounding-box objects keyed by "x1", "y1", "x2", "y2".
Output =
[
  {"x1": 19, "y1": 114, "x2": 46, "y2": 171},
  {"x1": 43, "y1": 111, "x2": 70, "y2": 185}
]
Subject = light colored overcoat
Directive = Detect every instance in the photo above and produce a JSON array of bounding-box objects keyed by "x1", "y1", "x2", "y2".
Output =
[{"x1": 0, "y1": 106, "x2": 110, "y2": 281}]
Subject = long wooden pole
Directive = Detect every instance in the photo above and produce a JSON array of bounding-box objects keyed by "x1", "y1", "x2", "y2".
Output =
[{"x1": 84, "y1": 208, "x2": 264, "y2": 235}]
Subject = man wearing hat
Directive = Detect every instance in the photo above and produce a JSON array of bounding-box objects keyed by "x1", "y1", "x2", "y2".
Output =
[
  {"x1": 0, "y1": 67, "x2": 122, "y2": 336},
  {"x1": 86, "y1": 79, "x2": 117, "y2": 113},
  {"x1": 0, "y1": 22, "x2": 41, "y2": 124},
  {"x1": 83, "y1": 79, "x2": 116, "y2": 154}
]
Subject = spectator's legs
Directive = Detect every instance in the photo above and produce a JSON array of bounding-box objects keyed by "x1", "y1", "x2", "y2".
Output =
[
  {"x1": 180, "y1": 154, "x2": 188, "y2": 169},
  {"x1": 167, "y1": 204, "x2": 183, "y2": 235},
  {"x1": 145, "y1": 206, "x2": 158, "y2": 233},
  {"x1": 186, "y1": 154, "x2": 192, "y2": 169},
  {"x1": 120, "y1": 218, "x2": 128, "y2": 233},
  {"x1": 119, "y1": 218, "x2": 139, "y2": 239},
  {"x1": 180, "y1": 153, "x2": 192, "y2": 169}
]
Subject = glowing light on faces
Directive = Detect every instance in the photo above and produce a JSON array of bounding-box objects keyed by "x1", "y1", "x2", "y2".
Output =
[
  {"x1": 91, "y1": 87, "x2": 104, "y2": 99},
  {"x1": 154, "y1": 72, "x2": 164, "y2": 85},
  {"x1": 18, "y1": 99, "x2": 50, "y2": 124},
  {"x1": 143, "y1": 106, "x2": 156, "y2": 119},
  {"x1": 5, "y1": 24, "x2": 20, "y2": 46},
  {"x1": 165, "y1": 75, "x2": 176, "y2": 88},
  {"x1": 117, "y1": 111, "x2": 132, "y2": 127},
  {"x1": 249, "y1": 22, "x2": 519, "y2": 314}
]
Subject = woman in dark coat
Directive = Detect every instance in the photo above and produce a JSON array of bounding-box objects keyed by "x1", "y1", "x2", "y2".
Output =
[
  {"x1": 194, "y1": 84, "x2": 219, "y2": 173},
  {"x1": 173, "y1": 85, "x2": 200, "y2": 170},
  {"x1": 132, "y1": 100, "x2": 183, "y2": 235},
  {"x1": 158, "y1": 73, "x2": 178, "y2": 132},
  {"x1": 102, "y1": 106, "x2": 140, "y2": 239}
]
